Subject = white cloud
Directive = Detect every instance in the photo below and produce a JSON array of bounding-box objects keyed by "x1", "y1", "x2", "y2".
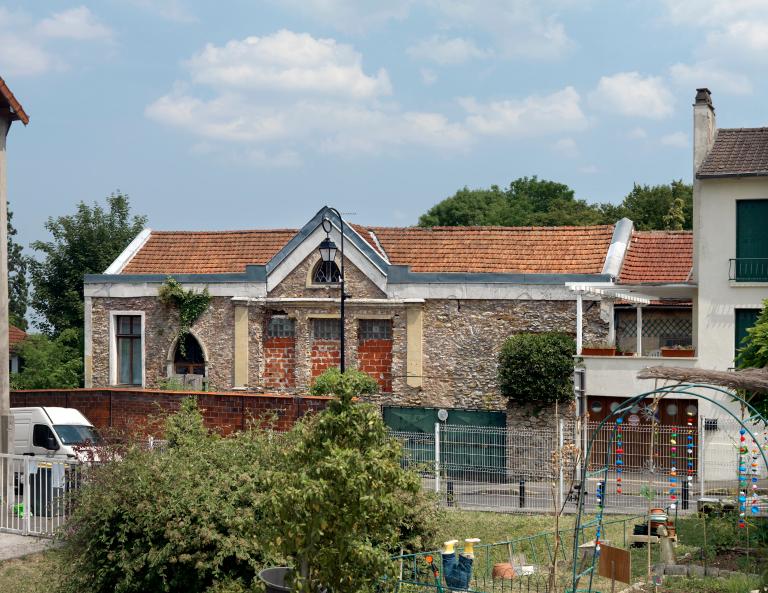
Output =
[
  {"x1": 660, "y1": 0, "x2": 768, "y2": 27},
  {"x1": 407, "y1": 36, "x2": 491, "y2": 65},
  {"x1": 460, "y1": 86, "x2": 588, "y2": 136},
  {"x1": 660, "y1": 131, "x2": 689, "y2": 148},
  {"x1": 36, "y1": 6, "x2": 112, "y2": 40},
  {"x1": 552, "y1": 137, "x2": 578, "y2": 158},
  {"x1": 589, "y1": 72, "x2": 674, "y2": 119},
  {"x1": 420, "y1": 68, "x2": 438, "y2": 85},
  {"x1": 628, "y1": 127, "x2": 647, "y2": 140},
  {"x1": 185, "y1": 31, "x2": 391, "y2": 99},
  {"x1": 0, "y1": 7, "x2": 110, "y2": 77},
  {"x1": 272, "y1": 0, "x2": 410, "y2": 33},
  {"x1": 706, "y1": 20, "x2": 768, "y2": 57},
  {"x1": 668, "y1": 61, "x2": 752, "y2": 95}
]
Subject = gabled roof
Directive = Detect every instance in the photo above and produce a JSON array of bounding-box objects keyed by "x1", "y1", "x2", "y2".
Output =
[
  {"x1": 117, "y1": 223, "x2": 616, "y2": 276},
  {"x1": 364, "y1": 225, "x2": 615, "y2": 274},
  {"x1": 10, "y1": 325, "x2": 26, "y2": 346},
  {"x1": 0, "y1": 76, "x2": 29, "y2": 125},
  {"x1": 122, "y1": 229, "x2": 297, "y2": 274},
  {"x1": 618, "y1": 230, "x2": 693, "y2": 284},
  {"x1": 697, "y1": 128, "x2": 768, "y2": 178}
]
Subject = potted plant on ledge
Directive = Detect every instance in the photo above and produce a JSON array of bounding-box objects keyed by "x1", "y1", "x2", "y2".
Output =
[
  {"x1": 581, "y1": 341, "x2": 616, "y2": 356},
  {"x1": 660, "y1": 345, "x2": 696, "y2": 358}
]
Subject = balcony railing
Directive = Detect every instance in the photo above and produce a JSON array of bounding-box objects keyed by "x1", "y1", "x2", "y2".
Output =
[{"x1": 729, "y1": 258, "x2": 768, "y2": 281}]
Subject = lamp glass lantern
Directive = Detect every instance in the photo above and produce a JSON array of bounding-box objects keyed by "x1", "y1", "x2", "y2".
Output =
[{"x1": 318, "y1": 236, "x2": 338, "y2": 263}]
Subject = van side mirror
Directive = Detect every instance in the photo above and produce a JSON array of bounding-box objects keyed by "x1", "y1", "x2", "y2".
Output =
[{"x1": 46, "y1": 435, "x2": 59, "y2": 451}]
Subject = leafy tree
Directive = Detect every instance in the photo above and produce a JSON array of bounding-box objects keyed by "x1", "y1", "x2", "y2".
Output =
[
  {"x1": 29, "y1": 191, "x2": 146, "y2": 337},
  {"x1": 736, "y1": 300, "x2": 768, "y2": 416},
  {"x1": 498, "y1": 332, "x2": 576, "y2": 407},
  {"x1": 418, "y1": 177, "x2": 605, "y2": 227},
  {"x1": 10, "y1": 328, "x2": 83, "y2": 389},
  {"x1": 263, "y1": 368, "x2": 439, "y2": 593},
  {"x1": 7, "y1": 203, "x2": 28, "y2": 330},
  {"x1": 612, "y1": 180, "x2": 692, "y2": 230},
  {"x1": 663, "y1": 196, "x2": 686, "y2": 231}
]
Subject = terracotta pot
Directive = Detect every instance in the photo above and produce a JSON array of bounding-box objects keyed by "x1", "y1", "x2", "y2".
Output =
[
  {"x1": 660, "y1": 348, "x2": 695, "y2": 358},
  {"x1": 581, "y1": 347, "x2": 616, "y2": 356},
  {"x1": 492, "y1": 563, "x2": 516, "y2": 580}
]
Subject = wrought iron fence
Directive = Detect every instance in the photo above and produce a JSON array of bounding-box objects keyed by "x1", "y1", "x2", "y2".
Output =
[{"x1": 729, "y1": 258, "x2": 768, "y2": 282}]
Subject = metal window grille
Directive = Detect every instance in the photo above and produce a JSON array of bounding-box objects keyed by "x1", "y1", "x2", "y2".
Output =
[
  {"x1": 312, "y1": 318, "x2": 340, "y2": 340},
  {"x1": 359, "y1": 319, "x2": 392, "y2": 341},
  {"x1": 616, "y1": 317, "x2": 692, "y2": 340},
  {"x1": 267, "y1": 317, "x2": 295, "y2": 338},
  {"x1": 312, "y1": 260, "x2": 341, "y2": 283}
]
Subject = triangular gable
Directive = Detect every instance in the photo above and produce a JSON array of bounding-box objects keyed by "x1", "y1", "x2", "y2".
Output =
[{"x1": 265, "y1": 206, "x2": 390, "y2": 293}]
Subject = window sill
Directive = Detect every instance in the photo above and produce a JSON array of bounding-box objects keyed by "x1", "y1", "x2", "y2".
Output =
[{"x1": 729, "y1": 280, "x2": 768, "y2": 287}]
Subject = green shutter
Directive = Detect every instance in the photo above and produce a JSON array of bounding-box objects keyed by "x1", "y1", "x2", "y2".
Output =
[
  {"x1": 736, "y1": 200, "x2": 768, "y2": 280},
  {"x1": 735, "y1": 308, "x2": 761, "y2": 364}
]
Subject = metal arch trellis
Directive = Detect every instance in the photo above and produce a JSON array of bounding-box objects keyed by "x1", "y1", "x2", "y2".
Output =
[{"x1": 568, "y1": 382, "x2": 768, "y2": 593}]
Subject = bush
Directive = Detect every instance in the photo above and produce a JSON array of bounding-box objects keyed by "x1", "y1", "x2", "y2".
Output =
[
  {"x1": 497, "y1": 332, "x2": 576, "y2": 407},
  {"x1": 58, "y1": 399, "x2": 283, "y2": 593}
]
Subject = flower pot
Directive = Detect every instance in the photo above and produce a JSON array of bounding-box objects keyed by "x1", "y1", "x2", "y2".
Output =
[
  {"x1": 581, "y1": 347, "x2": 616, "y2": 356},
  {"x1": 259, "y1": 567, "x2": 293, "y2": 593},
  {"x1": 660, "y1": 348, "x2": 695, "y2": 358}
]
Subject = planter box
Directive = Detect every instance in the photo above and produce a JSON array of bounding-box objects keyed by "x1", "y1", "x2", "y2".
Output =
[
  {"x1": 660, "y1": 348, "x2": 695, "y2": 358},
  {"x1": 581, "y1": 347, "x2": 616, "y2": 356}
]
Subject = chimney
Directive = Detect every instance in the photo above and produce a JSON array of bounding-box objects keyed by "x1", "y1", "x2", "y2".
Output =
[{"x1": 692, "y1": 88, "x2": 716, "y2": 177}]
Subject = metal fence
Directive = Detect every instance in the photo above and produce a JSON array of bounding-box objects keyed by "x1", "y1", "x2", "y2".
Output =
[
  {"x1": 0, "y1": 453, "x2": 83, "y2": 537},
  {"x1": 393, "y1": 418, "x2": 768, "y2": 515}
]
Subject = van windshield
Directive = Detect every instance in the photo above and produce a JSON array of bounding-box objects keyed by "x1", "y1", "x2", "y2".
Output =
[{"x1": 53, "y1": 425, "x2": 102, "y2": 446}]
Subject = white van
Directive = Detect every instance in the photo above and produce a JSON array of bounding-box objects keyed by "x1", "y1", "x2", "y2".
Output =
[{"x1": 12, "y1": 407, "x2": 101, "y2": 460}]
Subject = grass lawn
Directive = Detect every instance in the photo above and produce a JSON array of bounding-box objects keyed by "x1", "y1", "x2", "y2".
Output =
[{"x1": 0, "y1": 550, "x2": 62, "y2": 593}]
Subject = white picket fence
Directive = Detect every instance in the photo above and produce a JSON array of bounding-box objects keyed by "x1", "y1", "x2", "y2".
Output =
[{"x1": 0, "y1": 453, "x2": 83, "y2": 537}]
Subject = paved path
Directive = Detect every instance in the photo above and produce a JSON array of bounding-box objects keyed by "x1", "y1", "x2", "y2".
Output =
[{"x1": 0, "y1": 533, "x2": 56, "y2": 561}]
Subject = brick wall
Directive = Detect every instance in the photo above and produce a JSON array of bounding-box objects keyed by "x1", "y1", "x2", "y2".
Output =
[
  {"x1": 358, "y1": 338, "x2": 393, "y2": 392},
  {"x1": 10, "y1": 389, "x2": 331, "y2": 436},
  {"x1": 311, "y1": 339, "x2": 340, "y2": 379},
  {"x1": 263, "y1": 336, "x2": 297, "y2": 388}
]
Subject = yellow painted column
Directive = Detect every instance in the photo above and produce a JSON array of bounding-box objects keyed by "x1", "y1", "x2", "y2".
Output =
[
  {"x1": 233, "y1": 305, "x2": 249, "y2": 388},
  {"x1": 406, "y1": 303, "x2": 423, "y2": 388}
]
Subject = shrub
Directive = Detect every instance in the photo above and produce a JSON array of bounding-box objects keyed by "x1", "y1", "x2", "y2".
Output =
[
  {"x1": 263, "y1": 368, "x2": 440, "y2": 593},
  {"x1": 497, "y1": 332, "x2": 576, "y2": 407},
  {"x1": 58, "y1": 399, "x2": 283, "y2": 593}
]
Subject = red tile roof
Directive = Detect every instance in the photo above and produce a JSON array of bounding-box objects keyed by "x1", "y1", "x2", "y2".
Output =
[
  {"x1": 618, "y1": 231, "x2": 693, "y2": 284},
  {"x1": 0, "y1": 76, "x2": 29, "y2": 125},
  {"x1": 364, "y1": 225, "x2": 615, "y2": 274},
  {"x1": 122, "y1": 230, "x2": 298, "y2": 274},
  {"x1": 119, "y1": 225, "x2": 616, "y2": 275},
  {"x1": 10, "y1": 325, "x2": 26, "y2": 346},
  {"x1": 698, "y1": 128, "x2": 768, "y2": 178}
]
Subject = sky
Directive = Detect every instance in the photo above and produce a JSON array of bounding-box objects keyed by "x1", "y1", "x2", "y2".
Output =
[{"x1": 2, "y1": 0, "x2": 768, "y2": 251}]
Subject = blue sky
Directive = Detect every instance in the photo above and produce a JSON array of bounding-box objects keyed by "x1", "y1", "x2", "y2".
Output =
[{"x1": 2, "y1": 1, "x2": 767, "y2": 249}]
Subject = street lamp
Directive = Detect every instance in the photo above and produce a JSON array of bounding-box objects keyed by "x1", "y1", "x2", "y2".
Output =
[{"x1": 318, "y1": 209, "x2": 346, "y2": 372}]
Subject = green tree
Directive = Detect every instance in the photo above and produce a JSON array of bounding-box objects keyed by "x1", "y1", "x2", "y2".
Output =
[
  {"x1": 663, "y1": 196, "x2": 686, "y2": 231},
  {"x1": 498, "y1": 332, "x2": 576, "y2": 408},
  {"x1": 418, "y1": 177, "x2": 605, "y2": 227},
  {"x1": 29, "y1": 191, "x2": 147, "y2": 336},
  {"x1": 263, "y1": 368, "x2": 438, "y2": 593},
  {"x1": 615, "y1": 180, "x2": 692, "y2": 230},
  {"x1": 7, "y1": 203, "x2": 28, "y2": 329},
  {"x1": 736, "y1": 300, "x2": 768, "y2": 416},
  {"x1": 10, "y1": 328, "x2": 83, "y2": 389}
]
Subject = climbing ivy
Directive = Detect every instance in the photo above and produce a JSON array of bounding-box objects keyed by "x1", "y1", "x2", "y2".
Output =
[{"x1": 158, "y1": 277, "x2": 211, "y2": 356}]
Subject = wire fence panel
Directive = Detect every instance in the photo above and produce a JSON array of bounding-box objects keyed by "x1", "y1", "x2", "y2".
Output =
[{"x1": 393, "y1": 419, "x2": 768, "y2": 515}]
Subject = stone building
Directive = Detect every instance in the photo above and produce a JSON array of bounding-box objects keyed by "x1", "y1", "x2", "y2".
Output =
[{"x1": 84, "y1": 207, "x2": 687, "y2": 429}]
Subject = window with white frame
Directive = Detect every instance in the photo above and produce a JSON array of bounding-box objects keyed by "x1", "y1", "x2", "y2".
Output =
[{"x1": 115, "y1": 315, "x2": 143, "y2": 385}]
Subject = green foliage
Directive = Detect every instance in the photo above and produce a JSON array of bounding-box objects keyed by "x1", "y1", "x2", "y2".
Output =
[
  {"x1": 736, "y1": 299, "x2": 768, "y2": 416},
  {"x1": 497, "y1": 332, "x2": 576, "y2": 406},
  {"x1": 58, "y1": 402, "x2": 282, "y2": 593},
  {"x1": 10, "y1": 329, "x2": 83, "y2": 389},
  {"x1": 417, "y1": 177, "x2": 693, "y2": 230},
  {"x1": 309, "y1": 367, "x2": 379, "y2": 403},
  {"x1": 30, "y1": 191, "x2": 147, "y2": 337},
  {"x1": 266, "y1": 369, "x2": 437, "y2": 593},
  {"x1": 158, "y1": 277, "x2": 211, "y2": 356},
  {"x1": 8, "y1": 204, "x2": 28, "y2": 330}
]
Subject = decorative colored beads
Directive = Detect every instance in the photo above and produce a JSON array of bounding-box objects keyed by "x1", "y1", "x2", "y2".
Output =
[{"x1": 616, "y1": 417, "x2": 624, "y2": 495}]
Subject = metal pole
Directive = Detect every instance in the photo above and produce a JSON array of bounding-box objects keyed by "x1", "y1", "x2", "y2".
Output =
[
  {"x1": 636, "y1": 305, "x2": 643, "y2": 357},
  {"x1": 699, "y1": 415, "x2": 705, "y2": 500},
  {"x1": 434, "y1": 422, "x2": 440, "y2": 495},
  {"x1": 327, "y1": 207, "x2": 346, "y2": 373},
  {"x1": 576, "y1": 292, "x2": 583, "y2": 355},
  {"x1": 559, "y1": 418, "x2": 565, "y2": 508}
]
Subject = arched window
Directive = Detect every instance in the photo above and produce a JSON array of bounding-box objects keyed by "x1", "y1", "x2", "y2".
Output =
[
  {"x1": 312, "y1": 259, "x2": 341, "y2": 284},
  {"x1": 174, "y1": 334, "x2": 206, "y2": 375}
]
